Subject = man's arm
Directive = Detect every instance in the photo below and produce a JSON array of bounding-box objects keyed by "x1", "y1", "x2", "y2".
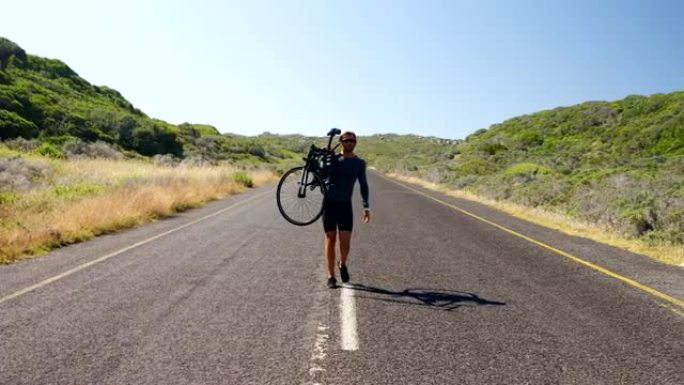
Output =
[{"x1": 358, "y1": 160, "x2": 370, "y2": 210}]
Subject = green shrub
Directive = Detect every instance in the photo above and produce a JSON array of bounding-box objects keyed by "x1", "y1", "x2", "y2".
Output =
[
  {"x1": 508, "y1": 175, "x2": 568, "y2": 208},
  {"x1": 450, "y1": 157, "x2": 497, "y2": 176},
  {"x1": 36, "y1": 142, "x2": 63, "y2": 158},
  {"x1": 50, "y1": 183, "x2": 104, "y2": 199},
  {"x1": 131, "y1": 124, "x2": 183, "y2": 157},
  {"x1": 232, "y1": 171, "x2": 253, "y2": 188},
  {"x1": 471, "y1": 175, "x2": 511, "y2": 201},
  {"x1": 504, "y1": 162, "x2": 555, "y2": 181},
  {"x1": 41, "y1": 135, "x2": 80, "y2": 145},
  {"x1": 465, "y1": 128, "x2": 488, "y2": 141},
  {"x1": 0, "y1": 191, "x2": 18, "y2": 204},
  {"x1": 0, "y1": 109, "x2": 39, "y2": 139},
  {"x1": 0, "y1": 37, "x2": 28, "y2": 69},
  {"x1": 478, "y1": 142, "x2": 508, "y2": 156}
]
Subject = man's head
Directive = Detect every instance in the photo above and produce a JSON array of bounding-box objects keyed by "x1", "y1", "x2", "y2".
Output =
[{"x1": 340, "y1": 131, "x2": 357, "y2": 145}]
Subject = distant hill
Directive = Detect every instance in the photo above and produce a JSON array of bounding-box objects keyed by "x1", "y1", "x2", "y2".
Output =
[
  {"x1": 0, "y1": 37, "x2": 187, "y2": 156},
  {"x1": 358, "y1": 91, "x2": 684, "y2": 246},
  {"x1": 2, "y1": 37, "x2": 682, "y2": 246},
  {"x1": 0, "y1": 37, "x2": 302, "y2": 166},
  {"x1": 462, "y1": 92, "x2": 684, "y2": 162}
]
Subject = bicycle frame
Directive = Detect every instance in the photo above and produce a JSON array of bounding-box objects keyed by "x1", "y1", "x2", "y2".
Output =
[
  {"x1": 296, "y1": 128, "x2": 341, "y2": 198},
  {"x1": 276, "y1": 128, "x2": 343, "y2": 226}
]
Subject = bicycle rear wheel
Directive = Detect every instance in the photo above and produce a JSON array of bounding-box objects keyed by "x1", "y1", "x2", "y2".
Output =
[{"x1": 276, "y1": 166, "x2": 325, "y2": 226}]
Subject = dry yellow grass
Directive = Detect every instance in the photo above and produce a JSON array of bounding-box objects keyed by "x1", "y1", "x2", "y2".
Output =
[
  {"x1": 388, "y1": 173, "x2": 684, "y2": 266},
  {"x1": 0, "y1": 158, "x2": 276, "y2": 263},
  {"x1": 249, "y1": 169, "x2": 279, "y2": 186}
]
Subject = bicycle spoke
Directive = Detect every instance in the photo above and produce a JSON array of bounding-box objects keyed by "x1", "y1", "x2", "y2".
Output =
[{"x1": 277, "y1": 165, "x2": 325, "y2": 225}]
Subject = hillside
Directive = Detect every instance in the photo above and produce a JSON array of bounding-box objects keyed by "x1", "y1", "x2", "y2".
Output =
[
  {"x1": 0, "y1": 37, "x2": 186, "y2": 154},
  {"x1": 359, "y1": 92, "x2": 684, "y2": 248},
  {"x1": 0, "y1": 37, "x2": 302, "y2": 169},
  {"x1": 2, "y1": 36, "x2": 682, "y2": 251}
]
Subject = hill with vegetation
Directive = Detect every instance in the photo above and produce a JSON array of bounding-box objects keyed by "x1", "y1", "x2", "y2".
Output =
[
  {"x1": 0, "y1": 37, "x2": 304, "y2": 170},
  {"x1": 359, "y1": 92, "x2": 684, "y2": 250},
  {"x1": 0, "y1": 37, "x2": 304, "y2": 263},
  {"x1": 2, "y1": 36, "x2": 682, "y2": 260}
]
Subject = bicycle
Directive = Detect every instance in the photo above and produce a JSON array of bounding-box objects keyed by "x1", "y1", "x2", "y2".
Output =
[{"x1": 276, "y1": 128, "x2": 341, "y2": 226}]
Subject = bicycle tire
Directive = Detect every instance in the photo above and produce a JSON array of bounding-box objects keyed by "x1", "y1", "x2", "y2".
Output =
[{"x1": 276, "y1": 166, "x2": 326, "y2": 226}]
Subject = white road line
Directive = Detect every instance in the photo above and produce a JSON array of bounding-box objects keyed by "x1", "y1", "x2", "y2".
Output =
[
  {"x1": 340, "y1": 285, "x2": 359, "y2": 351},
  {"x1": 306, "y1": 323, "x2": 329, "y2": 385},
  {"x1": 0, "y1": 189, "x2": 273, "y2": 306}
]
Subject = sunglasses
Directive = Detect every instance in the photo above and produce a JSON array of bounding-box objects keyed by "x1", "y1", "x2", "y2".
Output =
[{"x1": 341, "y1": 139, "x2": 356, "y2": 143}]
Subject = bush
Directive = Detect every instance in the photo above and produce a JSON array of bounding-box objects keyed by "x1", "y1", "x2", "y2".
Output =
[
  {"x1": 50, "y1": 183, "x2": 103, "y2": 199},
  {"x1": 152, "y1": 154, "x2": 177, "y2": 167},
  {"x1": 0, "y1": 109, "x2": 39, "y2": 139},
  {"x1": 471, "y1": 175, "x2": 511, "y2": 201},
  {"x1": 131, "y1": 124, "x2": 183, "y2": 157},
  {"x1": 504, "y1": 162, "x2": 555, "y2": 183},
  {"x1": 232, "y1": 171, "x2": 253, "y2": 188},
  {"x1": 184, "y1": 136, "x2": 225, "y2": 161},
  {"x1": 0, "y1": 156, "x2": 52, "y2": 191},
  {"x1": 3, "y1": 137, "x2": 40, "y2": 152},
  {"x1": 478, "y1": 142, "x2": 508, "y2": 156},
  {"x1": 36, "y1": 142, "x2": 64, "y2": 158},
  {"x1": 466, "y1": 128, "x2": 488, "y2": 141},
  {"x1": 567, "y1": 172, "x2": 678, "y2": 239},
  {"x1": 509, "y1": 175, "x2": 568, "y2": 208},
  {"x1": 0, "y1": 191, "x2": 18, "y2": 204},
  {"x1": 62, "y1": 139, "x2": 123, "y2": 159},
  {"x1": 0, "y1": 37, "x2": 28, "y2": 69},
  {"x1": 248, "y1": 144, "x2": 267, "y2": 158},
  {"x1": 179, "y1": 156, "x2": 208, "y2": 167},
  {"x1": 446, "y1": 175, "x2": 480, "y2": 189},
  {"x1": 450, "y1": 157, "x2": 498, "y2": 176}
]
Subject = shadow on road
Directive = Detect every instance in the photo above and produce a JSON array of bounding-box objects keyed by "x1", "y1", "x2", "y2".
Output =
[{"x1": 345, "y1": 283, "x2": 506, "y2": 311}]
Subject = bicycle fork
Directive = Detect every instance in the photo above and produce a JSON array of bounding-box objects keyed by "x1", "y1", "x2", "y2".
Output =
[{"x1": 297, "y1": 169, "x2": 310, "y2": 198}]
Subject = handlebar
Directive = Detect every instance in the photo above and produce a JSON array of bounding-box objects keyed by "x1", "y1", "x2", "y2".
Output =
[
  {"x1": 302, "y1": 128, "x2": 342, "y2": 161},
  {"x1": 326, "y1": 128, "x2": 341, "y2": 150}
]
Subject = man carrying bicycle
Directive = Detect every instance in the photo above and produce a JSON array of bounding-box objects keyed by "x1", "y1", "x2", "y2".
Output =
[{"x1": 323, "y1": 131, "x2": 370, "y2": 288}]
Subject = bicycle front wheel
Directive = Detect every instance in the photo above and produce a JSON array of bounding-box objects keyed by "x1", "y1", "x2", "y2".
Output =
[{"x1": 276, "y1": 166, "x2": 326, "y2": 226}]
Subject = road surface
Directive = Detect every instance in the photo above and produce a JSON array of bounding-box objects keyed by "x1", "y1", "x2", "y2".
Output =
[{"x1": 1, "y1": 172, "x2": 682, "y2": 384}]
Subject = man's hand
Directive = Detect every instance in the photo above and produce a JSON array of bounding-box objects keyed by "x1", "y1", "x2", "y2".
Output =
[{"x1": 362, "y1": 209, "x2": 371, "y2": 224}]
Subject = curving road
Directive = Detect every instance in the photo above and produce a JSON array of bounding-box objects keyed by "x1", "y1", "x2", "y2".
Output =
[{"x1": 1, "y1": 172, "x2": 682, "y2": 385}]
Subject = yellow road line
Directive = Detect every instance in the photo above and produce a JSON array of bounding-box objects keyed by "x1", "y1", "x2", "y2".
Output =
[
  {"x1": 0, "y1": 189, "x2": 273, "y2": 306},
  {"x1": 375, "y1": 172, "x2": 684, "y2": 309}
]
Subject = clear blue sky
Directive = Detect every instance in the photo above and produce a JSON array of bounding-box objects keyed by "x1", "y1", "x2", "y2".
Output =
[{"x1": 3, "y1": 0, "x2": 684, "y2": 139}]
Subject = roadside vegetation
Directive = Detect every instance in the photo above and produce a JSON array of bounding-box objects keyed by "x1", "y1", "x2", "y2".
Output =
[
  {"x1": 358, "y1": 92, "x2": 684, "y2": 265},
  {"x1": 0, "y1": 37, "x2": 294, "y2": 263},
  {"x1": 388, "y1": 174, "x2": 683, "y2": 266},
  {"x1": 0, "y1": 145, "x2": 275, "y2": 263},
  {"x1": 1, "y1": 36, "x2": 682, "y2": 265}
]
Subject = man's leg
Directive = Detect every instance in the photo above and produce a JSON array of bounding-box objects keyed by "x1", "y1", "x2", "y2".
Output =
[
  {"x1": 338, "y1": 231, "x2": 352, "y2": 282},
  {"x1": 325, "y1": 231, "x2": 337, "y2": 278},
  {"x1": 339, "y1": 231, "x2": 351, "y2": 266}
]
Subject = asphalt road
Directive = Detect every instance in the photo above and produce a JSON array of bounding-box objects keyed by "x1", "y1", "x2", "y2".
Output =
[{"x1": 1, "y1": 171, "x2": 682, "y2": 385}]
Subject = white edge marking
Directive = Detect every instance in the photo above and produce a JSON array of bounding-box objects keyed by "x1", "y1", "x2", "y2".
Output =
[
  {"x1": 308, "y1": 322, "x2": 329, "y2": 384},
  {"x1": 0, "y1": 189, "x2": 272, "y2": 306},
  {"x1": 340, "y1": 284, "x2": 359, "y2": 351}
]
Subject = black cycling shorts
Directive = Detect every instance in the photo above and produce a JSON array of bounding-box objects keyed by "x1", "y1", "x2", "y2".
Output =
[{"x1": 322, "y1": 199, "x2": 353, "y2": 232}]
